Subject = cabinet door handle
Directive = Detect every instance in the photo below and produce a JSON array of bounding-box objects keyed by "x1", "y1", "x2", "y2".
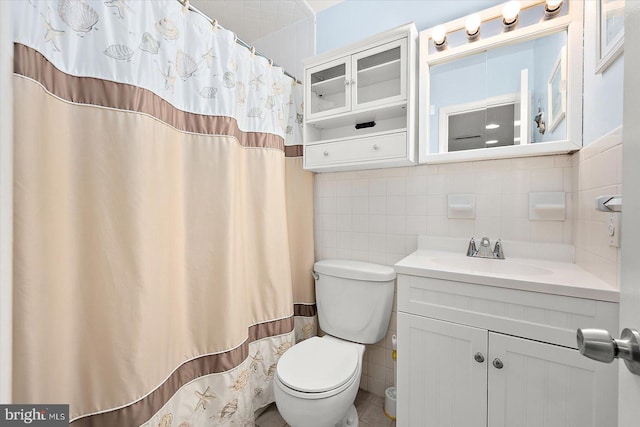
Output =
[
  {"x1": 473, "y1": 352, "x2": 485, "y2": 363},
  {"x1": 492, "y1": 358, "x2": 504, "y2": 369},
  {"x1": 345, "y1": 79, "x2": 351, "y2": 86},
  {"x1": 372, "y1": 144, "x2": 379, "y2": 150},
  {"x1": 323, "y1": 151, "x2": 329, "y2": 156}
]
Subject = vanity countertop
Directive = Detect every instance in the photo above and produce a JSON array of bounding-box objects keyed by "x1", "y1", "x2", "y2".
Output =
[{"x1": 394, "y1": 237, "x2": 619, "y2": 303}]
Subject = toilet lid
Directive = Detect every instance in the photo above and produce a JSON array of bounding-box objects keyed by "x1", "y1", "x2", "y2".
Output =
[{"x1": 276, "y1": 337, "x2": 358, "y2": 393}]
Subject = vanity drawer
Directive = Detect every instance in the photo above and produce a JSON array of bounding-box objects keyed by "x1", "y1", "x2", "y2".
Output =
[
  {"x1": 397, "y1": 274, "x2": 619, "y2": 349},
  {"x1": 305, "y1": 131, "x2": 406, "y2": 168}
]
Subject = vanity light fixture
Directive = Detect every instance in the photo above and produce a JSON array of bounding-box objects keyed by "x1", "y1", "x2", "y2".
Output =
[
  {"x1": 502, "y1": 1, "x2": 521, "y2": 31},
  {"x1": 432, "y1": 25, "x2": 447, "y2": 51},
  {"x1": 485, "y1": 139, "x2": 499, "y2": 145},
  {"x1": 544, "y1": 0, "x2": 563, "y2": 19},
  {"x1": 465, "y1": 14, "x2": 481, "y2": 42},
  {"x1": 485, "y1": 123, "x2": 500, "y2": 130}
]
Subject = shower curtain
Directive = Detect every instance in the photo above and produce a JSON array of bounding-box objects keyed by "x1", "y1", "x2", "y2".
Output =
[{"x1": 11, "y1": 1, "x2": 315, "y2": 425}]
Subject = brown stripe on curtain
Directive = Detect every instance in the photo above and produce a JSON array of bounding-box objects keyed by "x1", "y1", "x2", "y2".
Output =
[
  {"x1": 72, "y1": 317, "x2": 294, "y2": 427},
  {"x1": 294, "y1": 304, "x2": 317, "y2": 317},
  {"x1": 13, "y1": 43, "x2": 285, "y2": 151},
  {"x1": 284, "y1": 145, "x2": 304, "y2": 158}
]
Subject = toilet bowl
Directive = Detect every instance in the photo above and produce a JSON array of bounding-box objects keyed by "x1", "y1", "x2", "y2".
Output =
[
  {"x1": 274, "y1": 336, "x2": 364, "y2": 427},
  {"x1": 274, "y1": 260, "x2": 396, "y2": 427}
]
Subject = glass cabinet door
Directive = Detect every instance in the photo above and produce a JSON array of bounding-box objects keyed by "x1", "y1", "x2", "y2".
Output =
[
  {"x1": 351, "y1": 39, "x2": 407, "y2": 109},
  {"x1": 306, "y1": 57, "x2": 351, "y2": 120}
]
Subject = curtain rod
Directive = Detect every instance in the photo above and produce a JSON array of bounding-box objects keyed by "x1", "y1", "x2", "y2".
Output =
[{"x1": 177, "y1": 0, "x2": 302, "y2": 84}]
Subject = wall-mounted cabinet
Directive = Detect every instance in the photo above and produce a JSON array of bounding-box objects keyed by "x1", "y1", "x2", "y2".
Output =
[{"x1": 303, "y1": 23, "x2": 417, "y2": 172}]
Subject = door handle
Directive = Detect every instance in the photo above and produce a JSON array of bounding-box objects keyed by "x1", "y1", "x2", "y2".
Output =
[{"x1": 577, "y1": 328, "x2": 640, "y2": 375}]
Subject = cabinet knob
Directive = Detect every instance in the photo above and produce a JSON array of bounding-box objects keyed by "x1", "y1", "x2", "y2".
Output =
[
  {"x1": 345, "y1": 80, "x2": 351, "y2": 86},
  {"x1": 373, "y1": 144, "x2": 379, "y2": 150},
  {"x1": 492, "y1": 358, "x2": 504, "y2": 369},
  {"x1": 473, "y1": 352, "x2": 485, "y2": 363},
  {"x1": 323, "y1": 151, "x2": 329, "y2": 156}
]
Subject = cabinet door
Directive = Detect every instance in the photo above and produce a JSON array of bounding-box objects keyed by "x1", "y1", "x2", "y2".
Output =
[
  {"x1": 306, "y1": 56, "x2": 351, "y2": 120},
  {"x1": 398, "y1": 313, "x2": 488, "y2": 427},
  {"x1": 351, "y1": 38, "x2": 407, "y2": 110},
  {"x1": 488, "y1": 332, "x2": 618, "y2": 427}
]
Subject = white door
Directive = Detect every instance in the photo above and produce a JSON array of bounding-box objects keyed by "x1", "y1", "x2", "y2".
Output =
[
  {"x1": 397, "y1": 313, "x2": 487, "y2": 427},
  {"x1": 488, "y1": 333, "x2": 617, "y2": 427},
  {"x1": 618, "y1": 1, "x2": 640, "y2": 424}
]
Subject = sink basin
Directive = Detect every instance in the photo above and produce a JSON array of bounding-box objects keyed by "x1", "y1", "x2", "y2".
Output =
[{"x1": 431, "y1": 256, "x2": 552, "y2": 276}]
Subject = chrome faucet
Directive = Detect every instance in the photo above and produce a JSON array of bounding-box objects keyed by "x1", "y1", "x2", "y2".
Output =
[{"x1": 466, "y1": 237, "x2": 505, "y2": 259}]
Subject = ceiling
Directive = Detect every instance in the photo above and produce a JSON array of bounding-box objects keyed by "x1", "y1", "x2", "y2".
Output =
[{"x1": 190, "y1": 0, "x2": 343, "y2": 44}]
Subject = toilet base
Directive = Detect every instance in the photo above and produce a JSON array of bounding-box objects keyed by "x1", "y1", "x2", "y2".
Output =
[{"x1": 335, "y1": 404, "x2": 359, "y2": 427}]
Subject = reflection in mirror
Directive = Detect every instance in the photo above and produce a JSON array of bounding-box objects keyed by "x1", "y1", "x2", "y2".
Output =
[
  {"x1": 602, "y1": 0, "x2": 624, "y2": 49},
  {"x1": 429, "y1": 31, "x2": 567, "y2": 154},
  {"x1": 447, "y1": 103, "x2": 519, "y2": 152}
]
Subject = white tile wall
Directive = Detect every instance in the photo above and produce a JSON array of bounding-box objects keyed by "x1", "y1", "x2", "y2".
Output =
[
  {"x1": 313, "y1": 154, "x2": 576, "y2": 395},
  {"x1": 574, "y1": 127, "x2": 623, "y2": 287},
  {"x1": 252, "y1": 16, "x2": 315, "y2": 83}
]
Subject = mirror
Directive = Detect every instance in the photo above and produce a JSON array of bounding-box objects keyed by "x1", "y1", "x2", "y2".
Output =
[
  {"x1": 430, "y1": 31, "x2": 567, "y2": 154},
  {"x1": 419, "y1": 1, "x2": 583, "y2": 163}
]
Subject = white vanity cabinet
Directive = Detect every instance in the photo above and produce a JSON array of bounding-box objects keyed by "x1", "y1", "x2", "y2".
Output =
[
  {"x1": 397, "y1": 274, "x2": 619, "y2": 427},
  {"x1": 303, "y1": 23, "x2": 417, "y2": 172}
]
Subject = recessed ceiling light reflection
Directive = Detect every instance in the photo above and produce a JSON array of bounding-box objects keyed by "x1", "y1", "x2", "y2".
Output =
[
  {"x1": 485, "y1": 140, "x2": 499, "y2": 145},
  {"x1": 485, "y1": 123, "x2": 500, "y2": 130}
]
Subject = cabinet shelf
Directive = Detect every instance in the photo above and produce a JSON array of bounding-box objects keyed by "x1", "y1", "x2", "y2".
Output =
[
  {"x1": 306, "y1": 128, "x2": 407, "y2": 146},
  {"x1": 357, "y1": 59, "x2": 401, "y2": 87},
  {"x1": 310, "y1": 75, "x2": 346, "y2": 98},
  {"x1": 306, "y1": 100, "x2": 407, "y2": 129}
]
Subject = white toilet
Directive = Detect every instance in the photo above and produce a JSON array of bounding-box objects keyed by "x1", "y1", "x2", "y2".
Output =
[{"x1": 274, "y1": 259, "x2": 396, "y2": 427}]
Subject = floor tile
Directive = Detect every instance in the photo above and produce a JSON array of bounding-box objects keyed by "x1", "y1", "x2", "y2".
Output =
[
  {"x1": 255, "y1": 404, "x2": 287, "y2": 427},
  {"x1": 359, "y1": 401, "x2": 393, "y2": 427},
  {"x1": 256, "y1": 389, "x2": 393, "y2": 427}
]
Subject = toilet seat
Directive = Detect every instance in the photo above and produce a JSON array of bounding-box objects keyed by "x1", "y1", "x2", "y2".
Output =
[{"x1": 276, "y1": 336, "x2": 359, "y2": 395}]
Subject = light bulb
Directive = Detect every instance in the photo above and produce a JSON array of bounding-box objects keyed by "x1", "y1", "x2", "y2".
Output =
[
  {"x1": 465, "y1": 14, "x2": 481, "y2": 40},
  {"x1": 544, "y1": 0, "x2": 563, "y2": 18},
  {"x1": 485, "y1": 123, "x2": 500, "y2": 130},
  {"x1": 546, "y1": 0, "x2": 563, "y2": 11},
  {"x1": 502, "y1": 1, "x2": 521, "y2": 26},
  {"x1": 432, "y1": 25, "x2": 446, "y2": 46},
  {"x1": 485, "y1": 140, "x2": 499, "y2": 145}
]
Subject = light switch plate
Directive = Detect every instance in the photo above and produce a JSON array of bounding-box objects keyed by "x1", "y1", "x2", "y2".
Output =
[{"x1": 608, "y1": 213, "x2": 621, "y2": 248}]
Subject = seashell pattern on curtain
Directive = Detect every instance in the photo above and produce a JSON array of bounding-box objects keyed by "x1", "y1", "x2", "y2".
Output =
[{"x1": 13, "y1": 0, "x2": 300, "y2": 139}]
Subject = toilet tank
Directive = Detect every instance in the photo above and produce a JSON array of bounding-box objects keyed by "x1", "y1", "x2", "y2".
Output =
[{"x1": 314, "y1": 260, "x2": 395, "y2": 344}]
